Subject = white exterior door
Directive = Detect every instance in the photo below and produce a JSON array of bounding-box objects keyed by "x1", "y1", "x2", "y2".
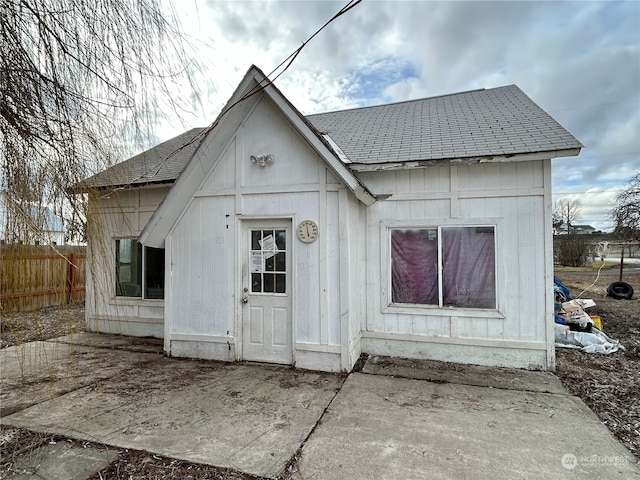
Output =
[{"x1": 241, "y1": 219, "x2": 292, "y2": 364}]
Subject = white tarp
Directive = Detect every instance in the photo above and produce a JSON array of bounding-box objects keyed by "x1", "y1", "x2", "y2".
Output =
[{"x1": 555, "y1": 324, "x2": 624, "y2": 354}]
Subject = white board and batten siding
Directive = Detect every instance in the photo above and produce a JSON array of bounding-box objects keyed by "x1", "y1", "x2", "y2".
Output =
[
  {"x1": 86, "y1": 186, "x2": 169, "y2": 338},
  {"x1": 358, "y1": 160, "x2": 554, "y2": 369},
  {"x1": 84, "y1": 70, "x2": 578, "y2": 373},
  {"x1": 166, "y1": 96, "x2": 362, "y2": 371}
]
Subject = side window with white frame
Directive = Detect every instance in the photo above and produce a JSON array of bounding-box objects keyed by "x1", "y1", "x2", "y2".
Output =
[
  {"x1": 115, "y1": 239, "x2": 164, "y2": 299},
  {"x1": 390, "y1": 225, "x2": 496, "y2": 309}
]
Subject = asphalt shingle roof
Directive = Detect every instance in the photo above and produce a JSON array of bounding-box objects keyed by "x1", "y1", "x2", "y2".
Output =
[
  {"x1": 75, "y1": 128, "x2": 205, "y2": 190},
  {"x1": 307, "y1": 85, "x2": 582, "y2": 164},
  {"x1": 80, "y1": 85, "x2": 581, "y2": 189}
]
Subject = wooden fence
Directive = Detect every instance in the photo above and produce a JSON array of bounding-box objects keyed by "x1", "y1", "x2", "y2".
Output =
[{"x1": 0, "y1": 244, "x2": 86, "y2": 313}]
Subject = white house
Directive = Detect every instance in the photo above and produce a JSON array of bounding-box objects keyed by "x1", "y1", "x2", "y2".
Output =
[
  {"x1": 0, "y1": 192, "x2": 66, "y2": 245},
  {"x1": 77, "y1": 66, "x2": 582, "y2": 372},
  {"x1": 554, "y1": 223, "x2": 596, "y2": 235}
]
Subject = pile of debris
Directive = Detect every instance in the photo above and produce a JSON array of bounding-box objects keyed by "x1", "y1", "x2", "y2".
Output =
[{"x1": 553, "y1": 277, "x2": 624, "y2": 354}]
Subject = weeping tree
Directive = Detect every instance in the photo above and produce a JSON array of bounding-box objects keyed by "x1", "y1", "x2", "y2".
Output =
[
  {"x1": 611, "y1": 172, "x2": 640, "y2": 240},
  {"x1": 0, "y1": 0, "x2": 199, "y2": 244}
]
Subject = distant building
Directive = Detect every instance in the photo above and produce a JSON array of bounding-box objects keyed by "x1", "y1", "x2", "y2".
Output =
[
  {"x1": 554, "y1": 223, "x2": 596, "y2": 235},
  {"x1": 572, "y1": 224, "x2": 596, "y2": 234},
  {"x1": 0, "y1": 192, "x2": 66, "y2": 245}
]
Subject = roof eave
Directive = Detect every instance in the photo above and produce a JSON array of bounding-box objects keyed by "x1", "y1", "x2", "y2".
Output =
[
  {"x1": 348, "y1": 148, "x2": 582, "y2": 173},
  {"x1": 70, "y1": 179, "x2": 176, "y2": 195}
]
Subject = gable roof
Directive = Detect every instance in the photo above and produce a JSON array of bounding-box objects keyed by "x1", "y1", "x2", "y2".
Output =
[
  {"x1": 307, "y1": 85, "x2": 582, "y2": 168},
  {"x1": 572, "y1": 225, "x2": 595, "y2": 230},
  {"x1": 138, "y1": 66, "x2": 376, "y2": 247},
  {"x1": 80, "y1": 66, "x2": 582, "y2": 248},
  {"x1": 73, "y1": 128, "x2": 206, "y2": 191},
  {"x1": 77, "y1": 80, "x2": 581, "y2": 191}
]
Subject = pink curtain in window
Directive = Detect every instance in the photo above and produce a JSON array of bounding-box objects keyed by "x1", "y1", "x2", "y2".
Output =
[
  {"x1": 391, "y1": 230, "x2": 438, "y2": 304},
  {"x1": 442, "y1": 227, "x2": 495, "y2": 308}
]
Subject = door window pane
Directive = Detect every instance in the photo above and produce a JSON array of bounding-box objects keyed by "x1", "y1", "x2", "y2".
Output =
[
  {"x1": 251, "y1": 231, "x2": 262, "y2": 250},
  {"x1": 250, "y1": 228, "x2": 287, "y2": 293},
  {"x1": 263, "y1": 273, "x2": 275, "y2": 293},
  {"x1": 252, "y1": 273, "x2": 262, "y2": 292}
]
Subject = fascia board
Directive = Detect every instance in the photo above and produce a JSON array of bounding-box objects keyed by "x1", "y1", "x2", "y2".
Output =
[{"x1": 348, "y1": 148, "x2": 582, "y2": 173}]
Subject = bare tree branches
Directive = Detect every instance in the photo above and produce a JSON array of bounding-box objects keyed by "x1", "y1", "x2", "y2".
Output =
[
  {"x1": 553, "y1": 197, "x2": 582, "y2": 233},
  {"x1": 1, "y1": 0, "x2": 197, "y2": 243},
  {"x1": 611, "y1": 172, "x2": 640, "y2": 240}
]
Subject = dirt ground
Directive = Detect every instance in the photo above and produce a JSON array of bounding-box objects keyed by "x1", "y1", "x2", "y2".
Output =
[
  {"x1": 0, "y1": 303, "x2": 86, "y2": 348},
  {"x1": 553, "y1": 270, "x2": 640, "y2": 460},
  {"x1": 1, "y1": 271, "x2": 638, "y2": 477}
]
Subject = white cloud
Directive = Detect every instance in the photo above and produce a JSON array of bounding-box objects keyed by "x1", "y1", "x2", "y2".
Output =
[{"x1": 160, "y1": 0, "x2": 639, "y2": 231}]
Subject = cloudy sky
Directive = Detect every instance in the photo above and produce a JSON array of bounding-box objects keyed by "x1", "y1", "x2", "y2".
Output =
[{"x1": 162, "y1": 0, "x2": 639, "y2": 232}]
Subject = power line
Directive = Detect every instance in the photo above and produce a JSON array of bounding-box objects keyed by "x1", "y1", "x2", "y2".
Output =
[{"x1": 103, "y1": 0, "x2": 363, "y2": 196}]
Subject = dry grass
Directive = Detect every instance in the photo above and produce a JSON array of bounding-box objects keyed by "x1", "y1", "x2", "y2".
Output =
[
  {"x1": 1, "y1": 303, "x2": 86, "y2": 348},
  {"x1": 554, "y1": 272, "x2": 640, "y2": 460}
]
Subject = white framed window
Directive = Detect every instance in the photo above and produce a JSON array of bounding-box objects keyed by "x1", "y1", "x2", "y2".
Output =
[
  {"x1": 250, "y1": 228, "x2": 287, "y2": 294},
  {"x1": 115, "y1": 239, "x2": 164, "y2": 299},
  {"x1": 389, "y1": 224, "x2": 497, "y2": 310}
]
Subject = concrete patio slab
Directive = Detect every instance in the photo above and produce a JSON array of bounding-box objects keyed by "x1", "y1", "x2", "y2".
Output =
[
  {"x1": 2, "y1": 336, "x2": 638, "y2": 479},
  {"x1": 2, "y1": 441, "x2": 118, "y2": 480},
  {"x1": 48, "y1": 332, "x2": 164, "y2": 354},
  {"x1": 2, "y1": 357, "x2": 345, "y2": 478},
  {"x1": 363, "y1": 355, "x2": 569, "y2": 394},
  {"x1": 295, "y1": 373, "x2": 638, "y2": 480},
  {"x1": 0, "y1": 340, "x2": 162, "y2": 416}
]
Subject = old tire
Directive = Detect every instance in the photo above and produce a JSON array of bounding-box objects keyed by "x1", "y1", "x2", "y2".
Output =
[{"x1": 607, "y1": 281, "x2": 634, "y2": 300}]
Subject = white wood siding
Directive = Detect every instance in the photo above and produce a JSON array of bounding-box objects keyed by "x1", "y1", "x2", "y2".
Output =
[
  {"x1": 88, "y1": 91, "x2": 554, "y2": 371},
  {"x1": 86, "y1": 186, "x2": 169, "y2": 337},
  {"x1": 166, "y1": 96, "x2": 355, "y2": 370},
  {"x1": 359, "y1": 161, "x2": 551, "y2": 368},
  {"x1": 170, "y1": 196, "x2": 235, "y2": 337},
  {"x1": 343, "y1": 190, "x2": 367, "y2": 369}
]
